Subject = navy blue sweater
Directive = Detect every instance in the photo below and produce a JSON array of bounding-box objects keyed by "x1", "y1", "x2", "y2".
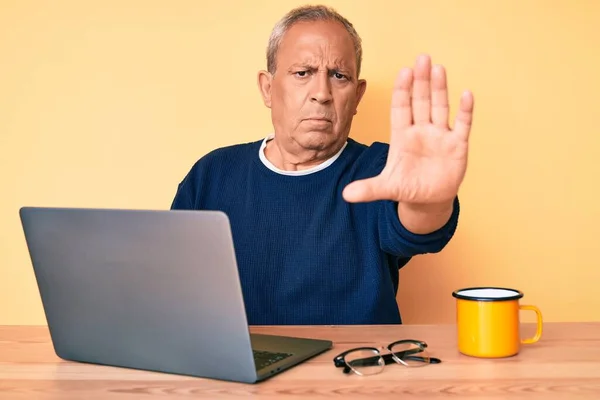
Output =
[{"x1": 170, "y1": 137, "x2": 459, "y2": 325}]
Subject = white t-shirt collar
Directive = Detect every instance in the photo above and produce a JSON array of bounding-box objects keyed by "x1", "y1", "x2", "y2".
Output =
[{"x1": 258, "y1": 134, "x2": 347, "y2": 176}]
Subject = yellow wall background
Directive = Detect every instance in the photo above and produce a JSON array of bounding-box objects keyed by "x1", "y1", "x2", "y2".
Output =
[{"x1": 2, "y1": 0, "x2": 599, "y2": 325}]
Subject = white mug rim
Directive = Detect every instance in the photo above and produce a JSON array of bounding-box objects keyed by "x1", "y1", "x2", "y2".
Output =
[{"x1": 452, "y1": 287, "x2": 524, "y2": 302}]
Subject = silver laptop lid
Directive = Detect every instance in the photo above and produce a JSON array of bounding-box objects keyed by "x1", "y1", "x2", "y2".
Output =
[{"x1": 19, "y1": 207, "x2": 258, "y2": 382}]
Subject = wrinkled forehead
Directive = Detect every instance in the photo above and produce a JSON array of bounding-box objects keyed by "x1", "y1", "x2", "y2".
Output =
[{"x1": 277, "y1": 20, "x2": 357, "y2": 72}]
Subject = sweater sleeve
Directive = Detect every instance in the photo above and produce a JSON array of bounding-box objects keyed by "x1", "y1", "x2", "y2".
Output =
[
  {"x1": 170, "y1": 158, "x2": 206, "y2": 210},
  {"x1": 378, "y1": 196, "x2": 460, "y2": 258},
  {"x1": 170, "y1": 177, "x2": 194, "y2": 210},
  {"x1": 168, "y1": 145, "x2": 238, "y2": 210}
]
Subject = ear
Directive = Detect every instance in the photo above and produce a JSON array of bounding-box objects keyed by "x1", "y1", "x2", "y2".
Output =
[
  {"x1": 257, "y1": 70, "x2": 273, "y2": 108},
  {"x1": 353, "y1": 79, "x2": 367, "y2": 115}
]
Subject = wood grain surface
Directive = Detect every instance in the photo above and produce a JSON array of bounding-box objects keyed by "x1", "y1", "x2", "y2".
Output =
[{"x1": 1, "y1": 322, "x2": 599, "y2": 399}]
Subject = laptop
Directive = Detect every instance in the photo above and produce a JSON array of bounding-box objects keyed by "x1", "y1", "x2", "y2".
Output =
[{"x1": 18, "y1": 206, "x2": 333, "y2": 383}]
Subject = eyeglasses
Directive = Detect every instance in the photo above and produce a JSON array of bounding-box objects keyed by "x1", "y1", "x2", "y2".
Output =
[{"x1": 333, "y1": 339, "x2": 441, "y2": 376}]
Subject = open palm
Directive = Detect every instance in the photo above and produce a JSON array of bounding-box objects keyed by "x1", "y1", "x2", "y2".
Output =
[{"x1": 343, "y1": 54, "x2": 474, "y2": 205}]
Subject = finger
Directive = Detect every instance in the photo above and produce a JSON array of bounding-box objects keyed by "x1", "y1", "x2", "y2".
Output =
[
  {"x1": 431, "y1": 64, "x2": 449, "y2": 129},
  {"x1": 453, "y1": 90, "x2": 475, "y2": 140},
  {"x1": 391, "y1": 67, "x2": 413, "y2": 130},
  {"x1": 342, "y1": 176, "x2": 392, "y2": 203},
  {"x1": 412, "y1": 54, "x2": 432, "y2": 125}
]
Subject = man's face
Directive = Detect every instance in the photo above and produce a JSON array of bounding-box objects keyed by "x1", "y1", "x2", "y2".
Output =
[{"x1": 259, "y1": 20, "x2": 367, "y2": 155}]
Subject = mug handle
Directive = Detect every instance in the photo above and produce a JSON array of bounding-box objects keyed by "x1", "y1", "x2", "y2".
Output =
[{"x1": 520, "y1": 305, "x2": 543, "y2": 344}]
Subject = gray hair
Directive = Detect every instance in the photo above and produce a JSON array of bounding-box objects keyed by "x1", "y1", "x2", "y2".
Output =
[{"x1": 266, "y1": 5, "x2": 363, "y2": 77}]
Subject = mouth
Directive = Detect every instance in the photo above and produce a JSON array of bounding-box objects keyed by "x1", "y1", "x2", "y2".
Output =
[{"x1": 304, "y1": 117, "x2": 332, "y2": 123}]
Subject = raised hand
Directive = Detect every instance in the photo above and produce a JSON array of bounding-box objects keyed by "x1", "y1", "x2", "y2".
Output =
[{"x1": 343, "y1": 54, "x2": 474, "y2": 207}]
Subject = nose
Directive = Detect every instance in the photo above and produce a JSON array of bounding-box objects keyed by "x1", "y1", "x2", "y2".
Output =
[{"x1": 310, "y1": 71, "x2": 333, "y2": 104}]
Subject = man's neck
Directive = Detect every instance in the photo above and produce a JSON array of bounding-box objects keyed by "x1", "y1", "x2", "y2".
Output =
[{"x1": 263, "y1": 135, "x2": 346, "y2": 172}]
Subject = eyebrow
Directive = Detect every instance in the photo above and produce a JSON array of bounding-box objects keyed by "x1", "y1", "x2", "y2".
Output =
[{"x1": 289, "y1": 63, "x2": 355, "y2": 78}]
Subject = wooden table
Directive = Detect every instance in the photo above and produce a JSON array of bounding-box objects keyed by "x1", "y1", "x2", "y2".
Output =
[{"x1": 1, "y1": 322, "x2": 599, "y2": 399}]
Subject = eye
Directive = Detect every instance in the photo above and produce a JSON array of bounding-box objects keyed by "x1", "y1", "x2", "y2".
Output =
[
  {"x1": 332, "y1": 71, "x2": 348, "y2": 81},
  {"x1": 294, "y1": 70, "x2": 309, "y2": 78}
]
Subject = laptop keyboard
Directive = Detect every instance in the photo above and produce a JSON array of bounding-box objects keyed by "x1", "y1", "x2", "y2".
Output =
[{"x1": 253, "y1": 350, "x2": 293, "y2": 370}]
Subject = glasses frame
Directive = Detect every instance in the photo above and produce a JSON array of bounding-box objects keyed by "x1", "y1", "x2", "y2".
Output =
[{"x1": 333, "y1": 339, "x2": 441, "y2": 375}]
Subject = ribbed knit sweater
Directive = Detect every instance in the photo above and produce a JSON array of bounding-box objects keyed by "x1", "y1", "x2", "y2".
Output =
[{"x1": 170, "y1": 136, "x2": 459, "y2": 325}]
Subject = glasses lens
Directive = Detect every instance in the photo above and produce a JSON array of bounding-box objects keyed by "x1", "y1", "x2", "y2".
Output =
[
  {"x1": 344, "y1": 349, "x2": 384, "y2": 376},
  {"x1": 390, "y1": 342, "x2": 431, "y2": 367}
]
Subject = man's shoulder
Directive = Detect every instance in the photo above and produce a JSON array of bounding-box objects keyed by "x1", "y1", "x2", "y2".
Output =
[
  {"x1": 346, "y1": 138, "x2": 390, "y2": 174},
  {"x1": 203, "y1": 138, "x2": 263, "y2": 161},
  {"x1": 347, "y1": 137, "x2": 390, "y2": 155},
  {"x1": 187, "y1": 138, "x2": 263, "y2": 172}
]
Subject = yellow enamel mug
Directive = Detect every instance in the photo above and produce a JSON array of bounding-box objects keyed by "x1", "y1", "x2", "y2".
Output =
[{"x1": 452, "y1": 287, "x2": 543, "y2": 358}]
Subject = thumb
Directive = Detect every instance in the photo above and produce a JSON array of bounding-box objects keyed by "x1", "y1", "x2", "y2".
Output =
[{"x1": 342, "y1": 176, "x2": 388, "y2": 203}]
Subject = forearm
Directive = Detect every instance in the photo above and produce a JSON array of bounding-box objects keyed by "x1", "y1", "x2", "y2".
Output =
[{"x1": 397, "y1": 199, "x2": 455, "y2": 235}]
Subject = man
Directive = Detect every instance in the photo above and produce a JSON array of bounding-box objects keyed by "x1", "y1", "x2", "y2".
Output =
[{"x1": 171, "y1": 5, "x2": 474, "y2": 325}]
